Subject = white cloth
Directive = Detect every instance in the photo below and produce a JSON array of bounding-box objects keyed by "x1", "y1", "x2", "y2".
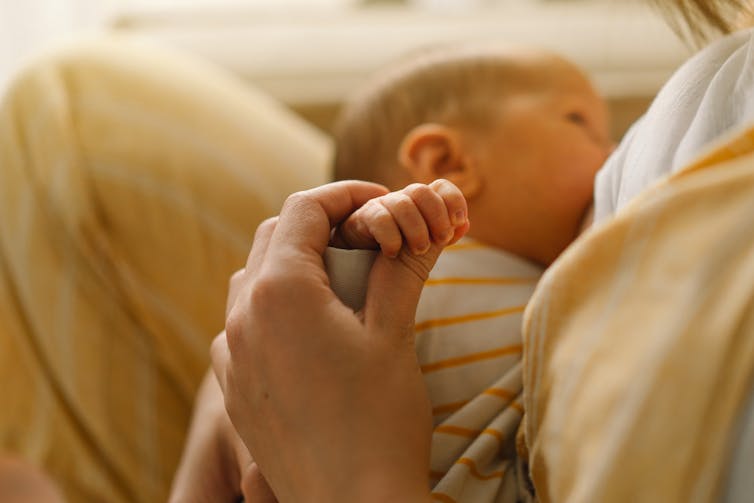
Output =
[
  {"x1": 594, "y1": 27, "x2": 754, "y2": 222},
  {"x1": 323, "y1": 247, "x2": 377, "y2": 311}
]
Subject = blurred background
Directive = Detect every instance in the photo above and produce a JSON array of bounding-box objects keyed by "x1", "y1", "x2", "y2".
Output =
[{"x1": 0, "y1": 0, "x2": 693, "y2": 140}]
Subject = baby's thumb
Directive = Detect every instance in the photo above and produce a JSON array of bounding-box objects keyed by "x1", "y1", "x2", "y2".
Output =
[{"x1": 364, "y1": 243, "x2": 443, "y2": 340}]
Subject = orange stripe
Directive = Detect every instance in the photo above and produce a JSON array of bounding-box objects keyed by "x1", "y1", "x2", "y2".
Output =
[
  {"x1": 425, "y1": 276, "x2": 538, "y2": 286},
  {"x1": 414, "y1": 305, "x2": 525, "y2": 333},
  {"x1": 482, "y1": 428, "x2": 505, "y2": 443},
  {"x1": 421, "y1": 344, "x2": 522, "y2": 373},
  {"x1": 432, "y1": 400, "x2": 469, "y2": 415},
  {"x1": 444, "y1": 242, "x2": 487, "y2": 252},
  {"x1": 431, "y1": 492, "x2": 458, "y2": 503},
  {"x1": 482, "y1": 387, "x2": 517, "y2": 401},
  {"x1": 434, "y1": 425, "x2": 481, "y2": 438},
  {"x1": 511, "y1": 401, "x2": 524, "y2": 414},
  {"x1": 457, "y1": 457, "x2": 506, "y2": 481}
]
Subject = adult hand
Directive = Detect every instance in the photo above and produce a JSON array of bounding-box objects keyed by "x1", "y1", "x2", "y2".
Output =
[
  {"x1": 169, "y1": 261, "x2": 279, "y2": 503},
  {"x1": 213, "y1": 181, "x2": 459, "y2": 503},
  {"x1": 168, "y1": 369, "x2": 277, "y2": 503}
]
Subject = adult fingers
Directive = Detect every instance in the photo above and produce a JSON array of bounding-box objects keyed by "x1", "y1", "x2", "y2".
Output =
[
  {"x1": 241, "y1": 463, "x2": 278, "y2": 503},
  {"x1": 226, "y1": 270, "x2": 245, "y2": 319},
  {"x1": 270, "y1": 181, "x2": 388, "y2": 260},
  {"x1": 226, "y1": 217, "x2": 278, "y2": 317},
  {"x1": 231, "y1": 426, "x2": 269, "y2": 502},
  {"x1": 168, "y1": 370, "x2": 244, "y2": 503},
  {"x1": 226, "y1": 182, "x2": 389, "y2": 362},
  {"x1": 211, "y1": 331, "x2": 231, "y2": 392},
  {"x1": 244, "y1": 217, "x2": 278, "y2": 275}
]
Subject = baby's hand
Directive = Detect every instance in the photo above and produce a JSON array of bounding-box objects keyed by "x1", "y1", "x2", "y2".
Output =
[{"x1": 332, "y1": 179, "x2": 469, "y2": 258}]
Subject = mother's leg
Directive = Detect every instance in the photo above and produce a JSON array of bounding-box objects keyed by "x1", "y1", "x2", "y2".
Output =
[{"x1": 0, "y1": 36, "x2": 330, "y2": 503}]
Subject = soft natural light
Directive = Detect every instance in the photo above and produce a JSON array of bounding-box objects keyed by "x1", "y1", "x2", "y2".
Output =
[
  {"x1": 0, "y1": 0, "x2": 678, "y2": 115},
  {"x1": 0, "y1": 0, "x2": 532, "y2": 91}
]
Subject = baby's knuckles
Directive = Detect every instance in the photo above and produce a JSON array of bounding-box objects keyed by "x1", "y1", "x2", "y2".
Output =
[
  {"x1": 388, "y1": 192, "x2": 419, "y2": 216},
  {"x1": 404, "y1": 182, "x2": 432, "y2": 197},
  {"x1": 430, "y1": 178, "x2": 464, "y2": 201},
  {"x1": 395, "y1": 246, "x2": 437, "y2": 287},
  {"x1": 410, "y1": 184, "x2": 447, "y2": 214}
]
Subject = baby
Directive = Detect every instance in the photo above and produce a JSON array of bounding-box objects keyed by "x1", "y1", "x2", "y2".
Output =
[{"x1": 328, "y1": 44, "x2": 612, "y2": 501}]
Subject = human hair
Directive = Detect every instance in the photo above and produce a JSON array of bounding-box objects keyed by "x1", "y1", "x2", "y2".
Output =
[
  {"x1": 652, "y1": 0, "x2": 753, "y2": 42},
  {"x1": 332, "y1": 45, "x2": 563, "y2": 187}
]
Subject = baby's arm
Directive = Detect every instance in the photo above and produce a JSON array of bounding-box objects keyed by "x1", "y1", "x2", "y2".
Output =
[{"x1": 332, "y1": 179, "x2": 470, "y2": 258}]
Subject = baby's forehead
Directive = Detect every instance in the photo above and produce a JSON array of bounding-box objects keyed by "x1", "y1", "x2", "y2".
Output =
[
  {"x1": 528, "y1": 63, "x2": 604, "y2": 106},
  {"x1": 482, "y1": 53, "x2": 592, "y2": 96}
]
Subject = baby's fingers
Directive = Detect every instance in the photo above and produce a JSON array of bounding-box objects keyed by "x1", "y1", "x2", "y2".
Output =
[
  {"x1": 402, "y1": 182, "x2": 459, "y2": 246},
  {"x1": 429, "y1": 179, "x2": 467, "y2": 228},
  {"x1": 379, "y1": 192, "x2": 431, "y2": 256},
  {"x1": 401, "y1": 179, "x2": 468, "y2": 246},
  {"x1": 336, "y1": 200, "x2": 404, "y2": 258},
  {"x1": 334, "y1": 179, "x2": 468, "y2": 258}
]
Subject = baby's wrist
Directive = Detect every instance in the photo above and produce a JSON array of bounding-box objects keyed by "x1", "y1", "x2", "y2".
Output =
[{"x1": 341, "y1": 474, "x2": 432, "y2": 503}]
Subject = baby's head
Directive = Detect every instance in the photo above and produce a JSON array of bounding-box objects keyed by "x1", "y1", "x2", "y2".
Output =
[{"x1": 333, "y1": 44, "x2": 612, "y2": 265}]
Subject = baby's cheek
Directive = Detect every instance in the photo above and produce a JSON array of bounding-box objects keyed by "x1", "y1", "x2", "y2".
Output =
[
  {"x1": 572, "y1": 170, "x2": 597, "y2": 212},
  {"x1": 578, "y1": 201, "x2": 595, "y2": 235}
]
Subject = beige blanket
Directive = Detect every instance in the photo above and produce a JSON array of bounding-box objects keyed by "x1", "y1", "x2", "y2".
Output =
[{"x1": 523, "y1": 126, "x2": 754, "y2": 502}]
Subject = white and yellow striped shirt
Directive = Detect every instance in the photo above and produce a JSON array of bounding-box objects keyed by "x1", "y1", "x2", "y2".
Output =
[
  {"x1": 415, "y1": 238, "x2": 542, "y2": 503},
  {"x1": 326, "y1": 237, "x2": 542, "y2": 501}
]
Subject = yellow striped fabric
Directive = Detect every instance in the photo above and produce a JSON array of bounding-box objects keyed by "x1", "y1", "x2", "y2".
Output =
[
  {"x1": 415, "y1": 238, "x2": 542, "y2": 502},
  {"x1": 522, "y1": 124, "x2": 754, "y2": 502},
  {"x1": 0, "y1": 37, "x2": 331, "y2": 502}
]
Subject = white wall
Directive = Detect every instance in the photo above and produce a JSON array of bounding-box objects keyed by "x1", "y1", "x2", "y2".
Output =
[
  {"x1": 0, "y1": 0, "x2": 353, "y2": 94},
  {"x1": 0, "y1": 0, "x2": 118, "y2": 94}
]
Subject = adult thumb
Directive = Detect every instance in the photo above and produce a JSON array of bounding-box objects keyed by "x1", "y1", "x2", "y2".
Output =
[{"x1": 363, "y1": 243, "x2": 443, "y2": 338}]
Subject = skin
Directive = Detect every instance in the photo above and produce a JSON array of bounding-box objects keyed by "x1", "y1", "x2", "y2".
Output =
[
  {"x1": 0, "y1": 458, "x2": 65, "y2": 503},
  {"x1": 335, "y1": 179, "x2": 470, "y2": 256},
  {"x1": 168, "y1": 370, "x2": 274, "y2": 503},
  {"x1": 394, "y1": 57, "x2": 611, "y2": 266},
  {"x1": 454, "y1": 60, "x2": 612, "y2": 265},
  {"x1": 171, "y1": 180, "x2": 468, "y2": 502},
  {"x1": 171, "y1": 60, "x2": 611, "y2": 502},
  {"x1": 211, "y1": 181, "x2": 466, "y2": 503}
]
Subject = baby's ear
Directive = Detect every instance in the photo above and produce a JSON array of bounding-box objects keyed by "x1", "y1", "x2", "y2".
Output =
[{"x1": 398, "y1": 123, "x2": 481, "y2": 199}]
